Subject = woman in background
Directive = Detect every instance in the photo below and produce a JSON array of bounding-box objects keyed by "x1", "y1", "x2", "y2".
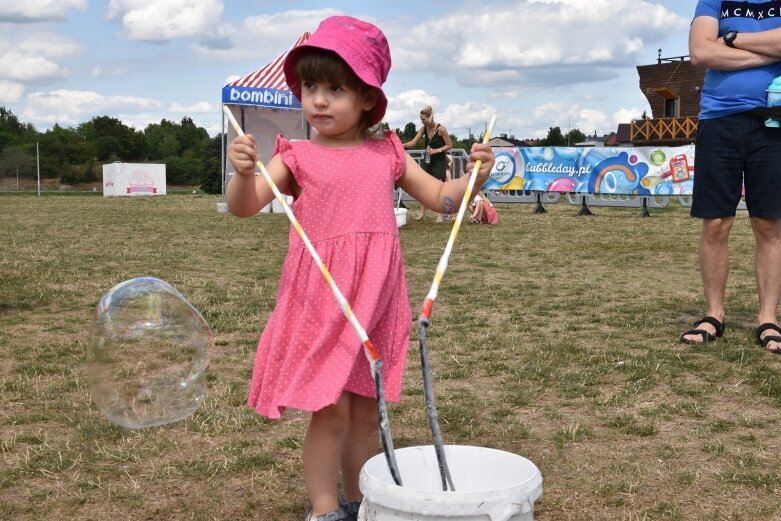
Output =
[{"x1": 403, "y1": 105, "x2": 453, "y2": 221}]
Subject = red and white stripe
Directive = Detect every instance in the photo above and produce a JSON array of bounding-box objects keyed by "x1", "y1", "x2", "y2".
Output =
[{"x1": 230, "y1": 32, "x2": 310, "y2": 90}]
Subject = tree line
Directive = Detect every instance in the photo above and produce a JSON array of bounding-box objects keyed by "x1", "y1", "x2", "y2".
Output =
[
  {"x1": 0, "y1": 108, "x2": 484, "y2": 194},
  {"x1": 0, "y1": 105, "x2": 594, "y2": 194},
  {"x1": 0, "y1": 107, "x2": 223, "y2": 192},
  {"x1": 394, "y1": 121, "x2": 593, "y2": 148}
]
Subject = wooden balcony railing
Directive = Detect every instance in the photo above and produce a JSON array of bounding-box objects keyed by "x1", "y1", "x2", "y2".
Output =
[{"x1": 630, "y1": 117, "x2": 698, "y2": 142}]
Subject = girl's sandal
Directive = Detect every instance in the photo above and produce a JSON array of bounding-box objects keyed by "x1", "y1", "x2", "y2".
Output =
[
  {"x1": 339, "y1": 497, "x2": 361, "y2": 521},
  {"x1": 304, "y1": 507, "x2": 349, "y2": 521}
]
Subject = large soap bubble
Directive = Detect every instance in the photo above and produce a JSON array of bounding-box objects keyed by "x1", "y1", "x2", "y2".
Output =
[{"x1": 87, "y1": 277, "x2": 215, "y2": 429}]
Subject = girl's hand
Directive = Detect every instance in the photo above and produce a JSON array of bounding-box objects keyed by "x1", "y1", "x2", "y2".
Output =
[
  {"x1": 228, "y1": 135, "x2": 259, "y2": 177},
  {"x1": 466, "y1": 143, "x2": 495, "y2": 185},
  {"x1": 425, "y1": 146, "x2": 435, "y2": 155}
]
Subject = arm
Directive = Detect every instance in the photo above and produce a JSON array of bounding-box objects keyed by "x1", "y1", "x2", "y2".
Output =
[
  {"x1": 731, "y1": 27, "x2": 781, "y2": 58},
  {"x1": 402, "y1": 127, "x2": 424, "y2": 149},
  {"x1": 475, "y1": 200, "x2": 485, "y2": 222},
  {"x1": 689, "y1": 16, "x2": 780, "y2": 70},
  {"x1": 398, "y1": 143, "x2": 494, "y2": 214},
  {"x1": 226, "y1": 134, "x2": 295, "y2": 217},
  {"x1": 469, "y1": 200, "x2": 479, "y2": 221}
]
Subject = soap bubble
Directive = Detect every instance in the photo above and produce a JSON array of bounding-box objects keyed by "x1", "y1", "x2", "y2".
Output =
[{"x1": 87, "y1": 277, "x2": 215, "y2": 429}]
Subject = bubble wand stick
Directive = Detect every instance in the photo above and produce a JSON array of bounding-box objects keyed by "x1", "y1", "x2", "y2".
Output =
[
  {"x1": 222, "y1": 106, "x2": 403, "y2": 486},
  {"x1": 418, "y1": 115, "x2": 496, "y2": 491}
]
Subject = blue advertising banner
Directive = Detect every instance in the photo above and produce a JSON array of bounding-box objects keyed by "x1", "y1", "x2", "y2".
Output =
[
  {"x1": 222, "y1": 85, "x2": 301, "y2": 110},
  {"x1": 486, "y1": 145, "x2": 696, "y2": 196}
]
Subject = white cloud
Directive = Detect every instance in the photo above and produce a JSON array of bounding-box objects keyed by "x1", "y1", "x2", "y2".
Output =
[
  {"x1": 23, "y1": 89, "x2": 161, "y2": 126},
  {"x1": 13, "y1": 35, "x2": 81, "y2": 60},
  {"x1": 169, "y1": 101, "x2": 215, "y2": 113},
  {"x1": 532, "y1": 101, "x2": 567, "y2": 122},
  {"x1": 0, "y1": 81, "x2": 24, "y2": 103},
  {"x1": 575, "y1": 108, "x2": 611, "y2": 135},
  {"x1": 0, "y1": 0, "x2": 86, "y2": 23},
  {"x1": 441, "y1": 102, "x2": 497, "y2": 135},
  {"x1": 625, "y1": 37, "x2": 645, "y2": 55},
  {"x1": 193, "y1": 9, "x2": 341, "y2": 61},
  {"x1": 503, "y1": 102, "x2": 616, "y2": 139},
  {"x1": 92, "y1": 64, "x2": 129, "y2": 78},
  {"x1": 385, "y1": 90, "x2": 498, "y2": 138},
  {"x1": 390, "y1": 0, "x2": 686, "y2": 89},
  {"x1": 0, "y1": 34, "x2": 80, "y2": 83},
  {"x1": 385, "y1": 89, "x2": 439, "y2": 129},
  {"x1": 108, "y1": 0, "x2": 224, "y2": 42},
  {"x1": 115, "y1": 112, "x2": 176, "y2": 130},
  {"x1": 0, "y1": 51, "x2": 66, "y2": 82},
  {"x1": 203, "y1": 122, "x2": 223, "y2": 137},
  {"x1": 0, "y1": 2, "x2": 681, "y2": 140},
  {"x1": 577, "y1": 94, "x2": 605, "y2": 102},
  {"x1": 613, "y1": 107, "x2": 643, "y2": 124}
]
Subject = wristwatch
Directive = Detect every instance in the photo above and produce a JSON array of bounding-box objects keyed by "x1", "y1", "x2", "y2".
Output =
[{"x1": 724, "y1": 30, "x2": 738, "y2": 48}]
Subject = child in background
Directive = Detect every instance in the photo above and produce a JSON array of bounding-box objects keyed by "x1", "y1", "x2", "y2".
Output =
[
  {"x1": 469, "y1": 192, "x2": 498, "y2": 224},
  {"x1": 226, "y1": 16, "x2": 495, "y2": 521}
]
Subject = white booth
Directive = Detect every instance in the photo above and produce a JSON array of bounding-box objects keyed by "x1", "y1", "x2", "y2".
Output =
[{"x1": 102, "y1": 163, "x2": 166, "y2": 196}]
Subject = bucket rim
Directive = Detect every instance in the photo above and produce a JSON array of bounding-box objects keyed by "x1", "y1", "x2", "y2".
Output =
[{"x1": 359, "y1": 445, "x2": 543, "y2": 514}]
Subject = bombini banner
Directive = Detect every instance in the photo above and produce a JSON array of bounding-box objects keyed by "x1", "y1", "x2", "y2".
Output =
[{"x1": 223, "y1": 86, "x2": 301, "y2": 110}]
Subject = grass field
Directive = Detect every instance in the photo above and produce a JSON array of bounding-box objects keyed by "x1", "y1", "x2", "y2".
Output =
[{"x1": 1, "y1": 194, "x2": 780, "y2": 520}]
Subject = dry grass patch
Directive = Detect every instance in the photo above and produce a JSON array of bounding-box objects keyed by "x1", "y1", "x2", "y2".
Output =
[{"x1": 1, "y1": 195, "x2": 780, "y2": 520}]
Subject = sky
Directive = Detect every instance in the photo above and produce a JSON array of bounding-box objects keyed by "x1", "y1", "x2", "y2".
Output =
[{"x1": 0, "y1": 0, "x2": 696, "y2": 140}]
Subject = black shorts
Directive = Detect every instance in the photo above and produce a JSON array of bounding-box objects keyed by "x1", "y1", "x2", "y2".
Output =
[{"x1": 692, "y1": 111, "x2": 781, "y2": 219}]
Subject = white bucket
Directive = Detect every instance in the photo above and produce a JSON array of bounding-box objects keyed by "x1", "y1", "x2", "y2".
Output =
[
  {"x1": 395, "y1": 207, "x2": 408, "y2": 228},
  {"x1": 358, "y1": 445, "x2": 542, "y2": 521}
]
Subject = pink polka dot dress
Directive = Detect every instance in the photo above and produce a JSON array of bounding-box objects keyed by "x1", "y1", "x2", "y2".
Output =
[{"x1": 247, "y1": 131, "x2": 412, "y2": 419}]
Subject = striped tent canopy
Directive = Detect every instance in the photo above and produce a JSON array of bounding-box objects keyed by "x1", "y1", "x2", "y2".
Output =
[{"x1": 222, "y1": 32, "x2": 310, "y2": 109}]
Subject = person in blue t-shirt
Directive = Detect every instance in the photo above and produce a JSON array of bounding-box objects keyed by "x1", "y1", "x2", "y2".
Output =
[{"x1": 682, "y1": 1, "x2": 781, "y2": 353}]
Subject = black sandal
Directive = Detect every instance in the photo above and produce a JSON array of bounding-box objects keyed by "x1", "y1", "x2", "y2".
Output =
[
  {"x1": 680, "y1": 316, "x2": 725, "y2": 344},
  {"x1": 755, "y1": 323, "x2": 781, "y2": 354},
  {"x1": 339, "y1": 497, "x2": 361, "y2": 521}
]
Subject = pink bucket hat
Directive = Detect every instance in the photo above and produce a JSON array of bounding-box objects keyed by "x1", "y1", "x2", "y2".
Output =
[{"x1": 283, "y1": 16, "x2": 391, "y2": 126}]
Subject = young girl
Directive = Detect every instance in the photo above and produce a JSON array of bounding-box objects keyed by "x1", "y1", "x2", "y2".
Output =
[
  {"x1": 227, "y1": 16, "x2": 494, "y2": 521},
  {"x1": 469, "y1": 192, "x2": 499, "y2": 225}
]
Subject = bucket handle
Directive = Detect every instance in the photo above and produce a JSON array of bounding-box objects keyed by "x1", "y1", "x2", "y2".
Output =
[{"x1": 489, "y1": 499, "x2": 532, "y2": 521}]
